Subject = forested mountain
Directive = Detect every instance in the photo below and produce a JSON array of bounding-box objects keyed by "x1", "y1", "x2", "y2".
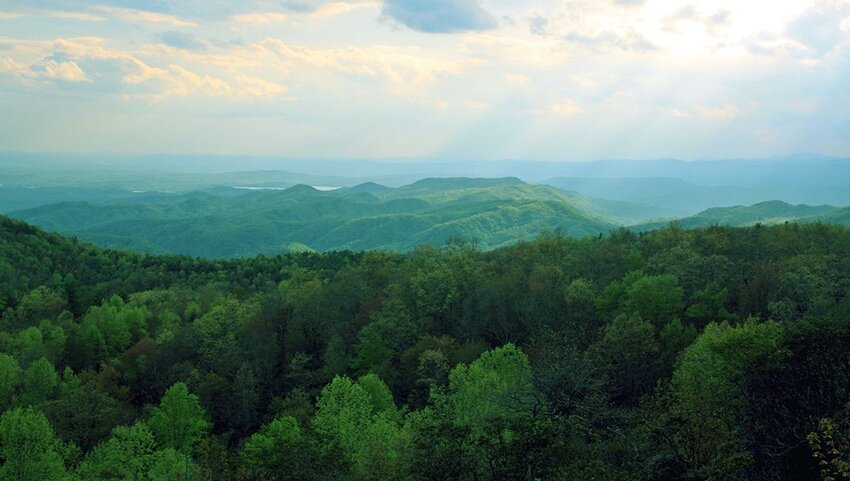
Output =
[
  {"x1": 543, "y1": 177, "x2": 778, "y2": 217},
  {"x1": 635, "y1": 200, "x2": 845, "y2": 230},
  {"x1": 9, "y1": 178, "x2": 620, "y2": 257},
  {"x1": 7, "y1": 154, "x2": 850, "y2": 218},
  {"x1": 2, "y1": 215, "x2": 850, "y2": 480}
]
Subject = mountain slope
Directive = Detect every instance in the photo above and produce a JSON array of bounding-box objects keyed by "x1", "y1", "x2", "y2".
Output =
[
  {"x1": 10, "y1": 177, "x2": 616, "y2": 258},
  {"x1": 633, "y1": 200, "x2": 840, "y2": 230}
]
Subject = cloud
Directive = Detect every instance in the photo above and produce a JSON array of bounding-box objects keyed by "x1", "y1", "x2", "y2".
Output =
[
  {"x1": 0, "y1": 55, "x2": 88, "y2": 82},
  {"x1": 96, "y1": 6, "x2": 199, "y2": 27},
  {"x1": 787, "y1": 4, "x2": 848, "y2": 56},
  {"x1": 612, "y1": 0, "x2": 645, "y2": 6},
  {"x1": 663, "y1": 4, "x2": 731, "y2": 34},
  {"x1": 699, "y1": 103, "x2": 739, "y2": 119},
  {"x1": 0, "y1": 36, "x2": 291, "y2": 100},
  {"x1": 381, "y1": 0, "x2": 497, "y2": 33},
  {"x1": 670, "y1": 103, "x2": 740, "y2": 120},
  {"x1": 40, "y1": 58, "x2": 88, "y2": 80},
  {"x1": 563, "y1": 30, "x2": 656, "y2": 51},
  {"x1": 0, "y1": 33, "x2": 468, "y2": 105},
  {"x1": 232, "y1": 12, "x2": 289, "y2": 24},
  {"x1": 310, "y1": 1, "x2": 379, "y2": 17},
  {"x1": 234, "y1": 74, "x2": 288, "y2": 97},
  {"x1": 528, "y1": 15, "x2": 549, "y2": 36},
  {"x1": 45, "y1": 10, "x2": 105, "y2": 21},
  {"x1": 504, "y1": 72, "x2": 530, "y2": 87},
  {"x1": 160, "y1": 31, "x2": 205, "y2": 51},
  {"x1": 548, "y1": 100, "x2": 584, "y2": 116},
  {"x1": 528, "y1": 100, "x2": 585, "y2": 117}
]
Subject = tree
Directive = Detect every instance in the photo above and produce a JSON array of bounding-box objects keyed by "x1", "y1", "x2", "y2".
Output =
[
  {"x1": 351, "y1": 324, "x2": 393, "y2": 379},
  {"x1": 808, "y1": 404, "x2": 850, "y2": 481},
  {"x1": 6, "y1": 286, "x2": 66, "y2": 331},
  {"x1": 623, "y1": 274, "x2": 684, "y2": 327},
  {"x1": 148, "y1": 382, "x2": 211, "y2": 455},
  {"x1": 8, "y1": 325, "x2": 55, "y2": 367},
  {"x1": 228, "y1": 363, "x2": 260, "y2": 437},
  {"x1": 441, "y1": 343, "x2": 536, "y2": 429},
  {"x1": 21, "y1": 357, "x2": 58, "y2": 406},
  {"x1": 656, "y1": 319, "x2": 787, "y2": 479},
  {"x1": 241, "y1": 416, "x2": 304, "y2": 480},
  {"x1": 588, "y1": 315, "x2": 662, "y2": 405},
  {"x1": 419, "y1": 344, "x2": 554, "y2": 481},
  {"x1": 563, "y1": 277, "x2": 599, "y2": 340},
  {"x1": 77, "y1": 295, "x2": 149, "y2": 367},
  {"x1": 0, "y1": 353, "x2": 21, "y2": 411},
  {"x1": 313, "y1": 375, "x2": 409, "y2": 480},
  {"x1": 0, "y1": 407, "x2": 69, "y2": 481},
  {"x1": 43, "y1": 378, "x2": 136, "y2": 452},
  {"x1": 77, "y1": 422, "x2": 196, "y2": 481}
]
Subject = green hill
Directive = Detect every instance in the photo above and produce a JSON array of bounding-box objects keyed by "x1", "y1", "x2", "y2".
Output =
[
  {"x1": 10, "y1": 177, "x2": 616, "y2": 258},
  {"x1": 634, "y1": 200, "x2": 841, "y2": 230}
]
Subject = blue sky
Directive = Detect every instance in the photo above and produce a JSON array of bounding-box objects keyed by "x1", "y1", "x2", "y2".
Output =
[{"x1": 0, "y1": 0, "x2": 848, "y2": 160}]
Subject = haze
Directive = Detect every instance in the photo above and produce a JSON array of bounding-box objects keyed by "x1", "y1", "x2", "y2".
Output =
[{"x1": 1, "y1": 0, "x2": 849, "y2": 160}]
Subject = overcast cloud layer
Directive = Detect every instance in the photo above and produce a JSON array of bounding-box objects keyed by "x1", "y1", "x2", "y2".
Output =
[{"x1": 0, "y1": 0, "x2": 848, "y2": 160}]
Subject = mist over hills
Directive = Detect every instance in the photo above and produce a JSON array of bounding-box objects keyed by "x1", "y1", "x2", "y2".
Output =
[
  {"x1": 5, "y1": 152, "x2": 850, "y2": 207},
  {"x1": 9, "y1": 178, "x2": 617, "y2": 258},
  {"x1": 634, "y1": 201, "x2": 850, "y2": 231},
  {"x1": 5, "y1": 153, "x2": 850, "y2": 258}
]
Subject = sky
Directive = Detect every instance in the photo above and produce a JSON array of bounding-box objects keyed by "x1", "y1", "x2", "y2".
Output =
[{"x1": 0, "y1": 0, "x2": 849, "y2": 161}]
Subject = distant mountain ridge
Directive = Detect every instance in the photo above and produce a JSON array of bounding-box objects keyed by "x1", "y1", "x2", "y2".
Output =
[
  {"x1": 10, "y1": 177, "x2": 618, "y2": 258},
  {"x1": 633, "y1": 200, "x2": 847, "y2": 231}
]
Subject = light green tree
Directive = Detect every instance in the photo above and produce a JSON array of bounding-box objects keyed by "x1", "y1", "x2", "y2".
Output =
[
  {"x1": 241, "y1": 415, "x2": 303, "y2": 480},
  {"x1": 148, "y1": 382, "x2": 211, "y2": 455},
  {"x1": 0, "y1": 407, "x2": 69, "y2": 481},
  {"x1": 313, "y1": 375, "x2": 409, "y2": 480},
  {"x1": 77, "y1": 422, "x2": 196, "y2": 481},
  {"x1": 21, "y1": 357, "x2": 58, "y2": 406}
]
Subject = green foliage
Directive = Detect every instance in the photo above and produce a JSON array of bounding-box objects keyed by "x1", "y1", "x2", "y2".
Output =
[
  {"x1": 241, "y1": 415, "x2": 308, "y2": 480},
  {"x1": 623, "y1": 274, "x2": 684, "y2": 326},
  {"x1": 313, "y1": 375, "x2": 409, "y2": 480},
  {"x1": 658, "y1": 319, "x2": 787, "y2": 479},
  {"x1": 0, "y1": 407, "x2": 70, "y2": 481},
  {"x1": 78, "y1": 295, "x2": 149, "y2": 367},
  {"x1": 588, "y1": 315, "x2": 662, "y2": 404},
  {"x1": 12, "y1": 178, "x2": 615, "y2": 257},
  {"x1": 77, "y1": 422, "x2": 197, "y2": 481},
  {"x1": 3, "y1": 217, "x2": 850, "y2": 479},
  {"x1": 21, "y1": 357, "x2": 58, "y2": 406},
  {"x1": 0, "y1": 354, "x2": 21, "y2": 411},
  {"x1": 148, "y1": 383, "x2": 211, "y2": 455},
  {"x1": 440, "y1": 343, "x2": 536, "y2": 429}
]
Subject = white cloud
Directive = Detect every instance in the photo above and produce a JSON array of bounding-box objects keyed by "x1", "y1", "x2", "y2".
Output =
[
  {"x1": 43, "y1": 59, "x2": 88, "y2": 81},
  {"x1": 699, "y1": 103, "x2": 740, "y2": 119},
  {"x1": 232, "y1": 12, "x2": 288, "y2": 25},
  {"x1": 549, "y1": 100, "x2": 585, "y2": 116},
  {"x1": 45, "y1": 10, "x2": 105, "y2": 21},
  {"x1": 311, "y1": 2, "x2": 379, "y2": 17},
  {"x1": 504, "y1": 72, "x2": 531, "y2": 87},
  {"x1": 234, "y1": 75, "x2": 289, "y2": 98},
  {"x1": 96, "y1": 6, "x2": 199, "y2": 27},
  {"x1": 0, "y1": 54, "x2": 88, "y2": 82},
  {"x1": 528, "y1": 100, "x2": 585, "y2": 117}
]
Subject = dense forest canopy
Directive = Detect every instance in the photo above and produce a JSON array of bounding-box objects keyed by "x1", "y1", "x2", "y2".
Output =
[{"x1": 2, "y1": 214, "x2": 850, "y2": 480}]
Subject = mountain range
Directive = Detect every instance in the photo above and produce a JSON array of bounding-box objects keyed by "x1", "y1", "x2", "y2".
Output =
[
  {"x1": 6, "y1": 154, "x2": 850, "y2": 258},
  {"x1": 9, "y1": 178, "x2": 621, "y2": 257}
]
